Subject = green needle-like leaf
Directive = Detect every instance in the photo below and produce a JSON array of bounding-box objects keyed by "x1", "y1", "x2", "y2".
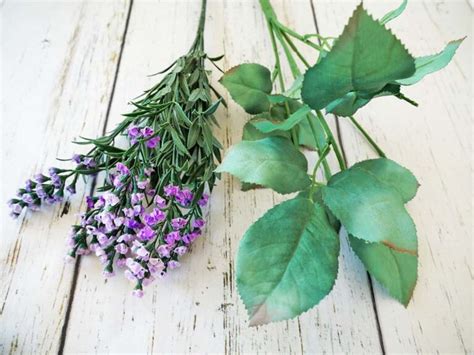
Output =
[
  {"x1": 322, "y1": 159, "x2": 418, "y2": 253},
  {"x1": 349, "y1": 235, "x2": 417, "y2": 306},
  {"x1": 396, "y1": 38, "x2": 464, "y2": 86},
  {"x1": 219, "y1": 63, "x2": 273, "y2": 114},
  {"x1": 302, "y1": 4, "x2": 415, "y2": 111},
  {"x1": 237, "y1": 197, "x2": 340, "y2": 326},
  {"x1": 215, "y1": 136, "x2": 311, "y2": 194}
]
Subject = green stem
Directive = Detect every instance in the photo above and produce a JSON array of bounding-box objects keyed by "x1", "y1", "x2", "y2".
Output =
[
  {"x1": 281, "y1": 32, "x2": 310, "y2": 68},
  {"x1": 348, "y1": 116, "x2": 386, "y2": 158},
  {"x1": 267, "y1": 22, "x2": 285, "y2": 92},
  {"x1": 190, "y1": 0, "x2": 207, "y2": 51},
  {"x1": 273, "y1": 28, "x2": 300, "y2": 78},
  {"x1": 306, "y1": 115, "x2": 332, "y2": 180},
  {"x1": 316, "y1": 110, "x2": 346, "y2": 170}
]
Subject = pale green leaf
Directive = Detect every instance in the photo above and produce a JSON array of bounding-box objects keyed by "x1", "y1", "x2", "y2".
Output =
[
  {"x1": 215, "y1": 137, "x2": 311, "y2": 194},
  {"x1": 242, "y1": 119, "x2": 290, "y2": 141},
  {"x1": 396, "y1": 38, "x2": 464, "y2": 85},
  {"x1": 253, "y1": 105, "x2": 312, "y2": 133},
  {"x1": 380, "y1": 0, "x2": 408, "y2": 24},
  {"x1": 322, "y1": 160, "x2": 418, "y2": 253},
  {"x1": 237, "y1": 198, "x2": 340, "y2": 325},
  {"x1": 219, "y1": 63, "x2": 273, "y2": 114},
  {"x1": 349, "y1": 235, "x2": 417, "y2": 306},
  {"x1": 349, "y1": 158, "x2": 419, "y2": 202},
  {"x1": 302, "y1": 4, "x2": 415, "y2": 111}
]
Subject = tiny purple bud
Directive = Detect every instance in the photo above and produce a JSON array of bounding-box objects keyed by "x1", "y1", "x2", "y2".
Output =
[
  {"x1": 167, "y1": 260, "x2": 181, "y2": 270},
  {"x1": 198, "y1": 193, "x2": 210, "y2": 207},
  {"x1": 116, "y1": 162, "x2": 130, "y2": 175},
  {"x1": 174, "y1": 246, "x2": 188, "y2": 256},
  {"x1": 132, "y1": 289, "x2": 144, "y2": 298},
  {"x1": 192, "y1": 218, "x2": 206, "y2": 229},
  {"x1": 103, "y1": 270, "x2": 115, "y2": 278},
  {"x1": 154, "y1": 195, "x2": 167, "y2": 209},
  {"x1": 146, "y1": 136, "x2": 160, "y2": 149},
  {"x1": 141, "y1": 126, "x2": 154, "y2": 138},
  {"x1": 157, "y1": 244, "x2": 171, "y2": 258},
  {"x1": 136, "y1": 179, "x2": 150, "y2": 190},
  {"x1": 171, "y1": 217, "x2": 187, "y2": 230},
  {"x1": 72, "y1": 154, "x2": 82, "y2": 164},
  {"x1": 164, "y1": 184, "x2": 180, "y2": 197}
]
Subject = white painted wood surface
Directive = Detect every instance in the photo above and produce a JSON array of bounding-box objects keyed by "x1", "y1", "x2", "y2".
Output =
[{"x1": 1, "y1": 0, "x2": 471, "y2": 353}]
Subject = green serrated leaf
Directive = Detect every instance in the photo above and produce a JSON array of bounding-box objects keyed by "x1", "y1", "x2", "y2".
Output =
[
  {"x1": 326, "y1": 84, "x2": 400, "y2": 116},
  {"x1": 380, "y1": 0, "x2": 408, "y2": 24},
  {"x1": 242, "y1": 119, "x2": 291, "y2": 141},
  {"x1": 349, "y1": 235, "x2": 417, "y2": 306},
  {"x1": 237, "y1": 197, "x2": 340, "y2": 326},
  {"x1": 215, "y1": 136, "x2": 311, "y2": 194},
  {"x1": 302, "y1": 4, "x2": 415, "y2": 111},
  {"x1": 253, "y1": 105, "x2": 312, "y2": 133},
  {"x1": 396, "y1": 38, "x2": 464, "y2": 86},
  {"x1": 322, "y1": 159, "x2": 418, "y2": 253},
  {"x1": 219, "y1": 63, "x2": 273, "y2": 114},
  {"x1": 349, "y1": 158, "x2": 419, "y2": 202}
]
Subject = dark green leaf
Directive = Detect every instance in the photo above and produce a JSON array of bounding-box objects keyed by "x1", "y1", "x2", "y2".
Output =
[
  {"x1": 396, "y1": 38, "x2": 464, "y2": 86},
  {"x1": 326, "y1": 84, "x2": 400, "y2": 116},
  {"x1": 219, "y1": 64, "x2": 273, "y2": 114},
  {"x1": 215, "y1": 136, "x2": 311, "y2": 194},
  {"x1": 169, "y1": 128, "x2": 190, "y2": 156},
  {"x1": 302, "y1": 4, "x2": 415, "y2": 111},
  {"x1": 187, "y1": 122, "x2": 201, "y2": 149},
  {"x1": 349, "y1": 235, "x2": 417, "y2": 306},
  {"x1": 237, "y1": 197, "x2": 340, "y2": 325},
  {"x1": 174, "y1": 104, "x2": 193, "y2": 126},
  {"x1": 203, "y1": 98, "x2": 223, "y2": 116}
]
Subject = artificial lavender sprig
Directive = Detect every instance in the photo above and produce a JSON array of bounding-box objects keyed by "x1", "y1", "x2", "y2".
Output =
[{"x1": 8, "y1": 0, "x2": 223, "y2": 297}]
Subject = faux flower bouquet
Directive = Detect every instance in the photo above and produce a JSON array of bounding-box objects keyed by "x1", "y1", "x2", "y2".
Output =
[{"x1": 7, "y1": 0, "x2": 462, "y2": 327}]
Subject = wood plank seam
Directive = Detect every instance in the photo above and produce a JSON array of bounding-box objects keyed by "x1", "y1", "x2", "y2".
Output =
[
  {"x1": 309, "y1": 0, "x2": 387, "y2": 353},
  {"x1": 56, "y1": 1, "x2": 135, "y2": 353}
]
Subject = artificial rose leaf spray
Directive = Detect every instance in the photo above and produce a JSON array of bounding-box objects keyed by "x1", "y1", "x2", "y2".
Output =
[{"x1": 8, "y1": 0, "x2": 224, "y2": 297}]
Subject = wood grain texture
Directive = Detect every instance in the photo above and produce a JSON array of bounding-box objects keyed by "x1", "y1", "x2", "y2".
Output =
[
  {"x1": 1, "y1": 0, "x2": 471, "y2": 353},
  {"x1": 312, "y1": 0, "x2": 473, "y2": 353},
  {"x1": 0, "y1": 1, "x2": 129, "y2": 353}
]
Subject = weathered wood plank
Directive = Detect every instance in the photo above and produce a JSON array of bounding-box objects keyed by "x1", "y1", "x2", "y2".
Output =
[
  {"x1": 0, "y1": 1, "x2": 130, "y2": 353},
  {"x1": 312, "y1": 0, "x2": 472, "y2": 352},
  {"x1": 64, "y1": 0, "x2": 381, "y2": 353}
]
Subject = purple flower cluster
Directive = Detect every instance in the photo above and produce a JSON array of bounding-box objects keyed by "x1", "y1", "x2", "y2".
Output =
[
  {"x1": 8, "y1": 168, "x2": 68, "y2": 218},
  {"x1": 8, "y1": 154, "x2": 98, "y2": 219},
  {"x1": 65, "y1": 162, "x2": 209, "y2": 297},
  {"x1": 7, "y1": 116, "x2": 215, "y2": 298},
  {"x1": 128, "y1": 125, "x2": 161, "y2": 148}
]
